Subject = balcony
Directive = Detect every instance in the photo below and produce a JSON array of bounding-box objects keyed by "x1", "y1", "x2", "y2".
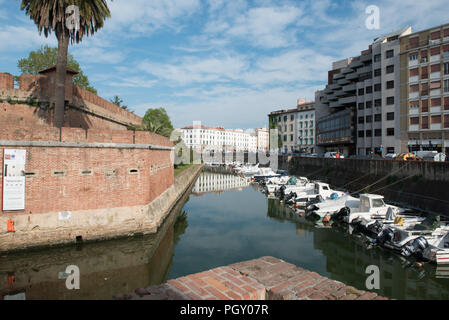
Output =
[
  {"x1": 409, "y1": 60, "x2": 419, "y2": 67},
  {"x1": 337, "y1": 78, "x2": 350, "y2": 85},
  {"x1": 329, "y1": 101, "x2": 341, "y2": 108},
  {"x1": 346, "y1": 72, "x2": 359, "y2": 80},
  {"x1": 357, "y1": 66, "x2": 372, "y2": 74},
  {"x1": 409, "y1": 124, "x2": 420, "y2": 131},
  {"x1": 338, "y1": 96, "x2": 357, "y2": 104},
  {"x1": 329, "y1": 83, "x2": 341, "y2": 90},
  {"x1": 343, "y1": 83, "x2": 356, "y2": 92},
  {"x1": 409, "y1": 108, "x2": 419, "y2": 115},
  {"x1": 430, "y1": 72, "x2": 441, "y2": 80},
  {"x1": 430, "y1": 89, "x2": 441, "y2": 97},
  {"x1": 429, "y1": 39, "x2": 441, "y2": 45},
  {"x1": 341, "y1": 67, "x2": 354, "y2": 74},
  {"x1": 335, "y1": 89, "x2": 346, "y2": 97},
  {"x1": 349, "y1": 60, "x2": 364, "y2": 68},
  {"x1": 323, "y1": 87, "x2": 333, "y2": 94},
  {"x1": 333, "y1": 72, "x2": 344, "y2": 80},
  {"x1": 430, "y1": 106, "x2": 441, "y2": 113},
  {"x1": 409, "y1": 92, "x2": 419, "y2": 99},
  {"x1": 409, "y1": 75, "x2": 419, "y2": 83},
  {"x1": 328, "y1": 94, "x2": 338, "y2": 101},
  {"x1": 431, "y1": 123, "x2": 442, "y2": 130},
  {"x1": 360, "y1": 54, "x2": 372, "y2": 63},
  {"x1": 430, "y1": 55, "x2": 441, "y2": 63}
]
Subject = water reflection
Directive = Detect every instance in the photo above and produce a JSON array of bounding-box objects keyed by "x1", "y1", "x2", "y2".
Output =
[
  {"x1": 267, "y1": 198, "x2": 449, "y2": 300},
  {"x1": 0, "y1": 192, "x2": 190, "y2": 300},
  {"x1": 2, "y1": 172, "x2": 449, "y2": 300},
  {"x1": 192, "y1": 172, "x2": 251, "y2": 194}
]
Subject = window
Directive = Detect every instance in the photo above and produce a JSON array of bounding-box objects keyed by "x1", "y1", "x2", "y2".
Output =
[
  {"x1": 410, "y1": 117, "x2": 419, "y2": 125},
  {"x1": 386, "y1": 80, "x2": 394, "y2": 89},
  {"x1": 358, "y1": 88, "x2": 365, "y2": 95},
  {"x1": 386, "y1": 49, "x2": 394, "y2": 59},
  {"x1": 358, "y1": 103, "x2": 364, "y2": 110},
  {"x1": 290, "y1": 115, "x2": 294, "y2": 121},
  {"x1": 375, "y1": 114, "x2": 381, "y2": 122},
  {"x1": 386, "y1": 97, "x2": 395, "y2": 105},
  {"x1": 445, "y1": 79, "x2": 449, "y2": 93},
  {"x1": 283, "y1": 116, "x2": 287, "y2": 122},
  {"x1": 386, "y1": 128, "x2": 395, "y2": 136},
  {"x1": 374, "y1": 69, "x2": 381, "y2": 77},
  {"x1": 290, "y1": 124, "x2": 293, "y2": 131},
  {"x1": 366, "y1": 130, "x2": 372, "y2": 137},
  {"x1": 374, "y1": 83, "x2": 381, "y2": 92},
  {"x1": 386, "y1": 112, "x2": 394, "y2": 121},
  {"x1": 283, "y1": 135, "x2": 287, "y2": 142},
  {"x1": 366, "y1": 101, "x2": 372, "y2": 109},
  {"x1": 409, "y1": 53, "x2": 418, "y2": 61},
  {"x1": 366, "y1": 115, "x2": 372, "y2": 123},
  {"x1": 358, "y1": 130, "x2": 364, "y2": 138},
  {"x1": 373, "y1": 199, "x2": 385, "y2": 208},
  {"x1": 386, "y1": 65, "x2": 394, "y2": 74},
  {"x1": 387, "y1": 147, "x2": 395, "y2": 154},
  {"x1": 366, "y1": 86, "x2": 373, "y2": 94},
  {"x1": 374, "y1": 54, "x2": 381, "y2": 62},
  {"x1": 290, "y1": 135, "x2": 294, "y2": 141},
  {"x1": 375, "y1": 99, "x2": 382, "y2": 107},
  {"x1": 375, "y1": 129, "x2": 382, "y2": 136},
  {"x1": 358, "y1": 116, "x2": 364, "y2": 124},
  {"x1": 445, "y1": 63, "x2": 449, "y2": 75}
]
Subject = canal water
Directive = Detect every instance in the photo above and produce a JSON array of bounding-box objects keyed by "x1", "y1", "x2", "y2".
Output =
[{"x1": 1, "y1": 171, "x2": 449, "y2": 300}]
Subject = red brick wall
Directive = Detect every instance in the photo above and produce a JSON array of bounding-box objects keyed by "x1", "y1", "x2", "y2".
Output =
[
  {"x1": 73, "y1": 86, "x2": 142, "y2": 126},
  {"x1": 0, "y1": 145, "x2": 174, "y2": 216},
  {"x1": 0, "y1": 73, "x2": 14, "y2": 89}
]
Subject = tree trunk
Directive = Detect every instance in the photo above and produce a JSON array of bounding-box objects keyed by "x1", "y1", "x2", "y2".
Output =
[{"x1": 54, "y1": 26, "x2": 69, "y2": 128}]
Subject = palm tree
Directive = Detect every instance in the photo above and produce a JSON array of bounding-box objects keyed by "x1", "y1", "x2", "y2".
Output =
[{"x1": 20, "y1": 0, "x2": 111, "y2": 128}]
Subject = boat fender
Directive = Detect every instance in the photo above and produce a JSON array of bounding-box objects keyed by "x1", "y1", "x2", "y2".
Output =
[
  {"x1": 330, "y1": 193, "x2": 338, "y2": 200},
  {"x1": 323, "y1": 215, "x2": 331, "y2": 223}
]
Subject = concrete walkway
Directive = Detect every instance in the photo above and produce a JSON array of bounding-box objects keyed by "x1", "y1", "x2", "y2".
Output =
[{"x1": 115, "y1": 257, "x2": 387, "y2": 300}]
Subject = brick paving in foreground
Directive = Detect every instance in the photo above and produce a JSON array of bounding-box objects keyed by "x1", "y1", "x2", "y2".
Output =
[{"x1": 114, "y1": 256, "x2": 387, "y2": 300}]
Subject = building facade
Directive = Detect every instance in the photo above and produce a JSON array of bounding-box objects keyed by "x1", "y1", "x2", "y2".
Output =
[
  {"x1": 316, "y1": 27, "x2": 412, "y2": 156},
  {"x1": 255, "y1": 128, "x2": 270, "y2": 152},
  {"x1": 400, "y1": 23, "x2": 449, "y2": 154},
  {"x1": 179, "y1": 125, "x2": 260, "y2": 153},
  {"x1": 268, "y1": 99, "x2": 315, "y2": 154}
]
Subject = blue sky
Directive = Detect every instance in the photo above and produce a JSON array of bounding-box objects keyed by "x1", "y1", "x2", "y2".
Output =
[{"x1": 1, "y1": 0, "x2": 448, "y2": 129}]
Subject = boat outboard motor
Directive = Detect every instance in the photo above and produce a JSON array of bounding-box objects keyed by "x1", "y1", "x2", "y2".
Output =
[
  {"x1": 386, "y1": 207, "x2": 397, "y2": 221},
  {"x1": 376, "y1": 228, "x2": 394, "y2": 245},
  {"x1": 285, "y1": 192, "x2": 297, "y2": 204},
  {"x1": 366, "y1": 220, "x2": 384, "y2": 237},
  {"x1": 333, "y1": 206, "x2": 350, "y2": 221},
  {"x1": 401, "y1": 237, "x2": 429, "y2": 258}
]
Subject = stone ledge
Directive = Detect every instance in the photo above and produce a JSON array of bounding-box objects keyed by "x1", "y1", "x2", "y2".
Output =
[{"x1": 119, "y1": 256, "x2": 388, "y2": 301}]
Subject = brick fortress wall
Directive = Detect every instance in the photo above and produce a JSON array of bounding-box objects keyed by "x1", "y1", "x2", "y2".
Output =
[{"x1": 0, "y1": 71, "x2": 177, "y2": 251}]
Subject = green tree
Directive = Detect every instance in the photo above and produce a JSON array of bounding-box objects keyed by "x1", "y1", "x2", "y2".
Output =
[
  {"x1": 141, "y1": 107, "x2": 174, "y2": 137},
  {"x1": 109, "y1": 95, "x2": 132, "y2": 111},
  {"x1": 20, "y1": 0, "x2": 111, "y2": 128},
  {"x1": 17, "y1": 45, "x2": 97, "y2": 94}
]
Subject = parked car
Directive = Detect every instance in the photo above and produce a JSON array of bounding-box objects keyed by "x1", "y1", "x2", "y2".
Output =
[
  {"x1": 394, "y1": 153, "x2": 423, "y2": 161},
  {"x1": 384, "y1": 153, "x2": 397, "y2": 159},
  {"x1": 324, "y1": 152, "x2": 345, "y2": 159}
]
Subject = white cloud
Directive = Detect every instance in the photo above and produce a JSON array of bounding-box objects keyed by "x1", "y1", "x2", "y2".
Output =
[
  {"x1": 71, "y1": 46, "x2": 125, "y2": 64},
  {"x1": 0, "y1": 25, "x2": 56, "y2": 52},
  {"x1": 138, "y1": 54, "x2": 249, "y2": 85},
  {"x1": 109, "y1": 76, "x2": 157, "y2": 88}
]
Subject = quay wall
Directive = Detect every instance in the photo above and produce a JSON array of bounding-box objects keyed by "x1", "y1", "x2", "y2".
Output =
[
  {"x1": 0, "y1": 158, "x2": 202, "y2": 252},
  {"x1": 280, "y1": 156, "x2": 449, "y2": 214},
  {"x1": 118, "y1": 256, "x2": 387, "y2": 300}
]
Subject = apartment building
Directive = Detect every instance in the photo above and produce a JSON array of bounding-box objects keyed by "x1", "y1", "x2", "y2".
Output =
[
  {"x1": 178, "y1": 125, "x2": 260, "y2": 153},
  {"x1": 316, "y1": 27, "x2": 412, "y2": 156},
  {"x1": 255, "y1": 128, "x2": 270, "y2": 152},
  {"x1": 268, "y1": 99, "x2": 315, "y2": 154},
  {"x1": 400, "y1": 23, "x2": 449, "y2": 154}
]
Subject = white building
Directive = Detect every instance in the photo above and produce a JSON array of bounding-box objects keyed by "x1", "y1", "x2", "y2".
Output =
[
  {"x1": 178, "y1": 124, "x2": 263, "y2": 153},
  {"x1": 192, "y1": 172, "x2": 250, "y2": 194},
  {"x1": 255, "y1": 128, "x2": 269, "y2": 152}
]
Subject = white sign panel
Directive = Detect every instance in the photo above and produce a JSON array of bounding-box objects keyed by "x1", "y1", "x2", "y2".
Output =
[{"x1": 3, "y1": 149, "x2": 26, "y2": 211}]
